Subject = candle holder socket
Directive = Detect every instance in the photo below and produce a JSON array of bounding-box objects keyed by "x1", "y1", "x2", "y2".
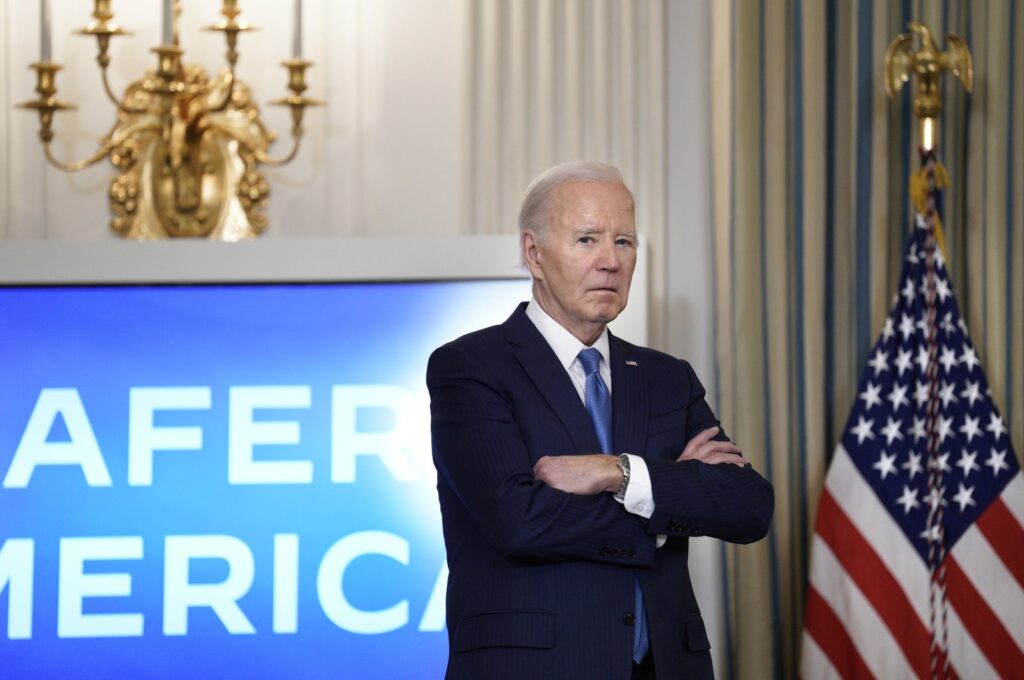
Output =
[
  {"x1": 271, "y1": 59, "x2": 323, "y2": 133},
  {"x1": 17, "y1": 63, "x2": 77, "y2": 143},
  {"x1": 75, "y1": 0, "x2": 130, "y2": 69}
]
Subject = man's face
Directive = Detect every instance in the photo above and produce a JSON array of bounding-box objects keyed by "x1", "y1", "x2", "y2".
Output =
[{"x1": 523, "y1": 180, "x2": 637, "y2": 344}]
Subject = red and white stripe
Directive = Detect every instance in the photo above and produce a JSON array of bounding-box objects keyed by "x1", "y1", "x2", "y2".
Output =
[{"x1": 801, "y1": 444, "x2": 1024, "y2": 679}]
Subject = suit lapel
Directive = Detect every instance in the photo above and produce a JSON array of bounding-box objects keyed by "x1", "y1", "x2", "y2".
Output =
[
  {"x1": 504, "y1": 304, "x2": 601, "y2": 453},
  {"x1": 609, "y1": 333, "x2": 649, "y2": 456}
]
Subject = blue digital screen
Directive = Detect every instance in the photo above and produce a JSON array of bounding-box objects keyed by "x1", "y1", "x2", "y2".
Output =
[{"x1": 0, "y1": 279, "x2": 531, "y2": 679}]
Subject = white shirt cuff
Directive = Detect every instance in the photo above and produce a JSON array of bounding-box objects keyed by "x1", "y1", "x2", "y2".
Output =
[
  {"x1": 622, "y1": 454, "x2": 653, "y2": 517},
  {"x1": 616, "y1": 454, "x2": 667, "y2": 548}
]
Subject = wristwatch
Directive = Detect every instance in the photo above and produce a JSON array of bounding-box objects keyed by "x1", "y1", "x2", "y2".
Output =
[{"x1": 614, "y1": 454, "x2": 631, "y2": 501}]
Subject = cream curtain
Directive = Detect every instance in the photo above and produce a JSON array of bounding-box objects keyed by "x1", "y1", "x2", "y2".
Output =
[{"x1": 709, "y1": 1, "x2": 1023, "y2": 678}]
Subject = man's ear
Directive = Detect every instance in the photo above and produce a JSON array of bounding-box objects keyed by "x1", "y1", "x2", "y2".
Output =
[{"x1": 522, "y1": 230, "x2": 543, "y2": 279}]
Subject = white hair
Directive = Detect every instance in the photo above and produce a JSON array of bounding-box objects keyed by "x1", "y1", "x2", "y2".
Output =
[{"x1": 517, "y1": 161, "x2": 634, "y2": 247}]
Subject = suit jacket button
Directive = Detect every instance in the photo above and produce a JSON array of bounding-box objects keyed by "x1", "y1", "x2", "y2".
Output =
[{"x1": 623, "y1": 613, "x2": 636, "y2": 626}]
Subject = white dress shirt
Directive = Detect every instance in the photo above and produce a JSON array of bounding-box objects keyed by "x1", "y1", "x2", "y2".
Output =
[{"x1": 525, "y1": 300, "x2": 661, "y2": 531}]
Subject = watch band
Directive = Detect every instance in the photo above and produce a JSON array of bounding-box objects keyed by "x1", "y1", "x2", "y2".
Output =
[{"x1": 614, "y1": 453, "x2": 630, "y2": 501}]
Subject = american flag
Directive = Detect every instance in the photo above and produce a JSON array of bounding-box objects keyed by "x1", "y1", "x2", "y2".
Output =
[{"x1": 800, "y1": 215, "x2": 1024, "y2": 678}]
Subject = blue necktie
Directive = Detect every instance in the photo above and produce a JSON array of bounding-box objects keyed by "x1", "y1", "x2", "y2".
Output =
[
  {"x1": 577, "y1": 348, "x2": 650, "y2": 663},
  {"x1": 579, "y1": 348, "x2": 613, "y2": 452}
]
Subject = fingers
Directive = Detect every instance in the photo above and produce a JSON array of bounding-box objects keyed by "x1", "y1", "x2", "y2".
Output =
[
  {"x1": 673, "y1": 423, "x2": 749, "y2": 466},
  {"x1": 700, "y1": 452, "x2": 748, "y2": 467},
  {"x1": 678, "y1": 449, "x2": 748, "y2": 467},
  {"x1": 677, "y1": 439, "x2": 742, "y2": 462},
  {"x1": 680, "y1": 426, "x2": 720, "y2": 459}
]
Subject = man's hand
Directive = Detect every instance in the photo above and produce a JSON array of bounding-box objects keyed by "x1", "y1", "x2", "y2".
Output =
[
  {"x1": 533, "y1": 454, "x2": 622, "y2": 495},
  {"x1": 677, "y1": 426, "x2": 748, "y2": 466}
]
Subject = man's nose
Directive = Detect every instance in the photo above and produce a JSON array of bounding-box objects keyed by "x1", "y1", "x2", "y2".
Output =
[{"x1": 596, "y1": 239, "x2": 620, "y2": 270}]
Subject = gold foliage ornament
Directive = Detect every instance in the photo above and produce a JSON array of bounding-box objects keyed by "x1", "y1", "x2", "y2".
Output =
[{"x1": 17, "y1": 1, "x2": 321, "y2": 240}]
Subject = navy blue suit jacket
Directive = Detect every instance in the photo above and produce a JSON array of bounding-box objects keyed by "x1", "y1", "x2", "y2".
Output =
[{"x1": 427, "y1": 303, "x2": 773, "y2": 679}]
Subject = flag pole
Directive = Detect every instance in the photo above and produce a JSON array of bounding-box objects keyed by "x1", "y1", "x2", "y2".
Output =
[{"x1": 884, "y1": 22, "x2": 973, "y2": 680}]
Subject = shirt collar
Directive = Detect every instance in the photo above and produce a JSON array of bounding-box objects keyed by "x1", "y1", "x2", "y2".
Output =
[{"x1": 525, "y1": 298, "x2": 610, "y2": 370}]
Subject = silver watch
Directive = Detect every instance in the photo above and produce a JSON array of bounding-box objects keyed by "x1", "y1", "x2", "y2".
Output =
[{"x1": 614, "y1": 454, "x2": 631, "y2": 501}]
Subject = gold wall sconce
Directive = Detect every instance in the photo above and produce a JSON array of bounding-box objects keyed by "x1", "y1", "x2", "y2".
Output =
[{"x1": 17, "y1": 0, "x2": 322, "y2": 240}]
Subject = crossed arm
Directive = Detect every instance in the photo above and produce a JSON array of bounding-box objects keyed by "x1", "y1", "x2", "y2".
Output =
[
  {"x1": 533, "y1": 425, "x2": 748, "y2": 494},
  {"x1": 428, "y1": 344, "x2": 773, "y2": 565}
]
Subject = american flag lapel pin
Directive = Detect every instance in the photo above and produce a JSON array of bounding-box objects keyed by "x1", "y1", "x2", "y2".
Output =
[{"x1": 625, "y1": 360, "x2": 638, "y2": 366}]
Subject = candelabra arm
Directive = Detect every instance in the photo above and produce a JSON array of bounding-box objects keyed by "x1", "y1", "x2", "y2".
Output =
[
  {"x1": 253, "y1": 129, "x2": 303, "y2": 167},
  {"x1": 42, "y1": 140, "x2": 116, "y2": 172},
  {"x1": 40, "y1": 121, "x2": 159, "y2": 172},
  {"x1": 100, "y1": 63, "x2": 148, "y2": 114}
]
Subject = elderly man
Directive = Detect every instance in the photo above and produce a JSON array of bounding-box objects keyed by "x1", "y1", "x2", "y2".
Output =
[{"x1": 427, "y1": 161, "x2": 773, "y2": 679}]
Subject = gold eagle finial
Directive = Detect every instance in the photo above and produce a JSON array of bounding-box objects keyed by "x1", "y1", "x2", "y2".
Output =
[
  {"x1": 885, "y1": 21, "x2": 973, "y2": 116},
  {"x1": 885, "y1": 22, "x2": 972, "y2": 149}
]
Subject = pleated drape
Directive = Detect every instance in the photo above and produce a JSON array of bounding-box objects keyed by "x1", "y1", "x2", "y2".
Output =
[{"x1": 710, "y1": 1, "x2": 1023, "y2": 678}]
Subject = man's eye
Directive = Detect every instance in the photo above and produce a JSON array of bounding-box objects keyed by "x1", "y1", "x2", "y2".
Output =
[
  {"x1": 616, "y1": 238, "x2": 635, "y2": 247},
  {"x1": 578, "y1": 236, "x2": 594, "y2": 244}
]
